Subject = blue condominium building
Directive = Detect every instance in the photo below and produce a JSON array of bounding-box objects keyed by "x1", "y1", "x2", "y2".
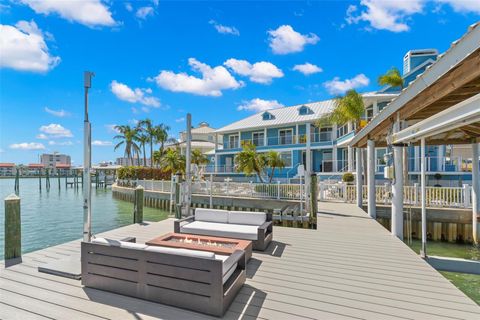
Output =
[{"x1": 205, "y1": 49, "x2": 474, "y2": 185}]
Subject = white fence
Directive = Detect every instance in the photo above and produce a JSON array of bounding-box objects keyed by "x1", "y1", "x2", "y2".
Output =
[
  {"x1": 118, "y1": 179, "x2": 472, "y2": 208},
  {"x1": 318, "y1": 182, "x2": 473, "y2": 209}
]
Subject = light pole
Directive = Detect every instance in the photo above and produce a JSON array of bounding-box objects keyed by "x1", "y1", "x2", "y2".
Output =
[
  {"x1": 185, "y1": 113, "x2": 192, "y2": 216},
  {"x1": 83, "y1": 71, "x2": 94, "y2": 242}
]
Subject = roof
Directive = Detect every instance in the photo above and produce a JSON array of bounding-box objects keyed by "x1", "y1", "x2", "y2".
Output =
[
  {"x1": 351, "y1": 22, "x2": 480, "y2": 147},
  {"x1": 28, "y1": 164, "x2": 44, "y2": 168},
  {"x1": 215, "y1": 100, "x2": 336, "y2": 133},
  {"x1": 55, "y1": 164, "x2": 71, "y2": 168},
  {"x1": 180, "y1": 122, "x2": 217, "y2": 135},
  {"x1": 0, "y1": 163, "x2": 15, "y2": 167},
  {"x1": 167, "y1": 140, "x2": 218, "y2": 148}
]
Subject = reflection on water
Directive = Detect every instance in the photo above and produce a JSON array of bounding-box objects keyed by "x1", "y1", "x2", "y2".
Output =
[{"x1": 0, "y1": 178, "x2": 169, "y2": 259}]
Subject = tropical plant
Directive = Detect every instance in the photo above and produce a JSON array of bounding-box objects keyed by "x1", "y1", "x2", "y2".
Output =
[
  {"x1": 138, "y1": 118, "x2": 156, "y2": 167},
  {"x1": 329, "y1": 89, "x2": 365, "y2": 129},
  {"x1": 135, "y1": 131, "x2": 149, "y2": 166},
  {"x1": 114, "y1": 125, "x2": 141, "y2": 166},
  {"x1": 160, "y1": 148, "x2": 186, "y2": 174},
  {"x1": 191, "y1": 149, "x2": 209, "y2": 166},
  {"x1": 262, "y1": 151, "x2": 286, "y2": 183},
  {"x1": 234, "y1": 142, "x2": 265, "y2": 182},
  {"x1": 154, "y1": 124, "x2": 174, "y2": 157},
  {"x1": 378, "y1": 67, "x2": 404, "y2": 90},
  {"x1": 342, "y1": 172, "x2": 355, "y2": 184}
]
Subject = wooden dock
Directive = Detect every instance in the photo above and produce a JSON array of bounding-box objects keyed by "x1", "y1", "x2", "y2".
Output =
[{"x1": 1, "y1": 203, "x2": 479, "y2": 319}]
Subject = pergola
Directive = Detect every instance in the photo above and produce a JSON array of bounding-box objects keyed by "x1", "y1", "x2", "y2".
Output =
[{"x1": 350, "y1": 22, "x2": 480, "y2": 247}]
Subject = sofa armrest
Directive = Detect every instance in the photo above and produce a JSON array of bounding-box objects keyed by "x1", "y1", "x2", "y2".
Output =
[
  {"x1": 258, "y1": 220, "x2": 273, "y2": 231},
  {"x1": 224, "y1": 250, "x2": 246, "y2": 270},
  {"x1": 174, "y1": 215, "x2": 195, "y2": 233}
]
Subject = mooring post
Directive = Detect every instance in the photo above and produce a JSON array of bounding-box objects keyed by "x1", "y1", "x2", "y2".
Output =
[
  {"x1": 14, "y1": 168, "x2": 20, "y2": 195},
  {"x1": 310, "y1": 173, "x2": 318, "y2": 221},
  {"x1": 133, "y1": 185, "x2": 144, "y2": 223},
  {"x1": 38, "y1": 169, "x2": 42, "y2": 191},
  {"x1": 5, "y1": 194, "x2": 21, "y2": 260},
  {"x1": 175, "y1": 173, "x2": 183, "y2": 219}
]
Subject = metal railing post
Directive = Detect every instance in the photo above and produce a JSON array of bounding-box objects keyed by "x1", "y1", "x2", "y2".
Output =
[{"x1": 277, "y1": 181, "x2": 281, "y2": 200}]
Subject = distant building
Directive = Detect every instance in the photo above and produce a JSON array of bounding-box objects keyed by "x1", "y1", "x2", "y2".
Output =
[
  {"x1": 55, "y1": 163, "x2": 72, "y2": 175},
  {"x1": 0, "y1": 163, "x2": 16, "y2": 176},
  {"x1": 115, "y1": 157, "x2": 151, "y2": 166},
  {"x1": 40, "y1": 152, "x2": 71, "y2": 169},
  {"x1": 167, "y1": 122, "x2": 223, "y2": 155},
  {"x1": 27, "y1": 163, "x2": 45, "y2": 175}
]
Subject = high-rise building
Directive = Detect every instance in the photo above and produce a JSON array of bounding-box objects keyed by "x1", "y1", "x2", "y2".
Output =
[{"x1": 40, "y1": 152, "x2": 71, "y2": 169}]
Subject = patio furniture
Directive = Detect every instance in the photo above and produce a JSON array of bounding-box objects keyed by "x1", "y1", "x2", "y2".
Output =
[
  {"x1": 146, "y1": 232, "x2": 253, "y2": 262},
  {"x1": 81, "y1": 238, "x2": 246, "y2": 317},
  {"x1": 174, "y1": 208, "x2": 273, "y2": 251}
]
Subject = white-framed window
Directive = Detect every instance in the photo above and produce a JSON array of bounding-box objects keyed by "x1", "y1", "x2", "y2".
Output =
[
  {"x1": 252, "y1": 131, "x2": 264, "y2": 146},
  {"x1": 280, "y1": 151, "x2": 292, "y2": 167},
  {"x1": 298, "y1": 105, "x2": 313, "y2": 115},
  {"x1": 337, "y1": 124, "x2": 348, "y2": 138},
  {"x1": 278, "y1": 129, "x2": 293, "y2": 145},
  {"x1": 228, "y1": 135, "x2": 239, "y2": 149},
  {"x1": 262, "y1": 112, "x2": 274, "y2": 120}
]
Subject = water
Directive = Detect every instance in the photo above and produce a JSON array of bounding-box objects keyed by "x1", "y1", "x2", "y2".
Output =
[{"x1": 0, "y1": 178, "x2": 169, "y2": 260}]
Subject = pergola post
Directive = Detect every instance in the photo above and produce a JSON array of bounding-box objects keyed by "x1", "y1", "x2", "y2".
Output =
[
  {"x1": 305, "y1": 124, "x2": 312, "y2": 212},
  {"x1": 472, "y1": 142, "x2": 479, "y2": 243},
  {"x1": 348, "y1": 145, "x2": 354, "y2": 172},
  {"x1": 355, "y1": 147, "x2": 363, "y2": 209},
  {"x1": 391, "y1": 117, "x2": 404, "y2": 239},
  {"x1": 420, "y1": 138, "x2": 427, "y2": 257},
  {"x1": 367, "y1": 140, "x2": 376, "y2": 219}
]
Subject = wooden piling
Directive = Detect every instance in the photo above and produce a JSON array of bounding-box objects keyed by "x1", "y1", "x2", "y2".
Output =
[
  {"x1": 5, "y1": 194, "x2": 21, "y2": 260},
  {"x1": 134, "y1": 185, "x2": 144, "y2": 223}
]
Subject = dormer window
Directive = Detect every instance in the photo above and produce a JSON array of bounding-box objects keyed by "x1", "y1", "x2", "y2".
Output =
[
  {"x1": 262, "y1": 112, "x2": 274, "y2": 120},
  {"x1": 298, "y1": 105, "x2": 313, "y2": 115}
]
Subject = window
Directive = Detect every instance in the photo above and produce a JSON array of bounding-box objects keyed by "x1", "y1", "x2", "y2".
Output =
[
  {"x1": 228, "y1": 135, "x2": 239, "y2": 149},
  {"x1": 262, "y1": 112, "x2": 274, "y2": 120},
  {"x1": 252, "y1": 132, "x2": 264, "y2": 146},
  {"x1": 278, "y1": 129, "x2": 293, "y2": 145},
  {"x1": 317, "y1": 127, "x2": 332, "y2": 141},
  {"x1": 337, "y1": 124, "x2": 348, "y2": 138},
  {"x1": 366, "y1": 106, "x2": 374, "y2": 121},
  {"x1": 298, "y1": 106, "x2": 312, "y2": 115},
  {"x1": 280, "y1": 152, "x2": 292, "y2": 167}
]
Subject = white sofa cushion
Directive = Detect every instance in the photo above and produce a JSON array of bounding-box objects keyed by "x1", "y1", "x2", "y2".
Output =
[
  {"x1": 216, "y1": 255, "x2": 238, "y2": 284},
  {"x1": 91, "y1": 237, "x2": 147, "y2": 250},
  {"x1": 181, "y1": 221, "x2": 258, "y2": 240},
  {"x1": 229, "y1": 211, "x2": 266, "y2": 226},
  {"x1": 195, "y1": 208, "x2": 229, "y2": 223},
  {"x1": 145, "y1": 245, "x2": 215, "y2": 259}
]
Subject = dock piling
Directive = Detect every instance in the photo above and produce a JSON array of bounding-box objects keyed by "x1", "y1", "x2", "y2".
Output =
[
  {"x1": 5, "y1": 194, "x2": 21, "y2": 260},
  {"x1": 134, "y1": 185, "x2": 144, "y2": 223}
]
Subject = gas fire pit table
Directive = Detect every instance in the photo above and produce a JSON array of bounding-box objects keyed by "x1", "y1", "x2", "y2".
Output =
[{"x1": 146, "y1": 233, "x2": 253, "y2": 262}]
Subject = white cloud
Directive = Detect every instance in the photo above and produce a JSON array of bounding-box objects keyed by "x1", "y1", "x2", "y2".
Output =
[
  {"x1": 175, "y1": 117, "x2": 185, "y2": 123},
  {"x1": 110, "y1": 81, "x2": 160, "y2": 107},
  {"x1": 224, "y1": 59, "x2": 283, "y2": 84},
  {"x1": 154, "y1": 58, "x2": 243, "y2": 97},
  {"x1": 10, "y1": 142, "x2": 45, "y2": 150},
  {"x1": 92, "y1": 140, "x2": 113, "y2": 146},
  {"x1": 36, "y1": 133, "x2": 48, "y2": 139},
  {"x1": 346, "y1": 0, "x2": 424, "y2": 32},
  {"x1": 267, "y1": 25, "x2": 319, "y2": 54},
  {"x1": 209, "y1": 20, "x2": 240, "y2": 36},
  {"x1": 125, "y1": 3, "x2": 133, "y2": 12},
  {"x1": 45, "y1": 107, "x2": 70, "y2": 117},
  {"x1": 292, "y1": 63, "x2": 323, "y2": 75},
  {"x1": 237, "y1": 98, "x2": 284, "y2": 112},
  {"x1": 105, "y1": 124, "x2": 119, "y2": 133},
  {"x1": 136, "y1": 6, "x2": 154, "y2": 20},
  {"x1": 39, "y1": 123, "x2": 73, "y2": 138},
  {"x1": 324, "y1": 74, "x2": 370, "y2": 95},
  {"x1": 0, "y1": 20, "x2": 60, "y2": 72},
  {"x1": 20, "y1": 0, "x2": 116, "y2": 27},
  {"x1": 48, "y1": 140, "x2": 73, "y2": 146},
  {"x1": 436, "y1": 0, "x2": 480, "y2": 14}
]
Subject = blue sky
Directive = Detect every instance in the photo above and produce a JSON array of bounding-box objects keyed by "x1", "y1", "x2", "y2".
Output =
[{"x1": 1, "y1": 0, "x2": 479, "y2": 165}]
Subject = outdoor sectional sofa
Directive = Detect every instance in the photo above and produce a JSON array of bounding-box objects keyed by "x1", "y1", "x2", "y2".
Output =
[
  {"x1": 81, "y1": 238, "x2": 246, "y2": 317},
  {"x1": 174, "y1": 208, "x2": 273, "y2": 251}
]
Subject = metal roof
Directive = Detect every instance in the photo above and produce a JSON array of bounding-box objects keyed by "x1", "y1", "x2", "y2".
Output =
[{"x1": 215, "y1": 100, "x2": 336, "y2": 134}]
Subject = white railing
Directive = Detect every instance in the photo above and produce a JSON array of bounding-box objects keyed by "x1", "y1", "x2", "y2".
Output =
[
  {"x1": 318, "y1": 182, "x2": 472, "y2": 208},
  {"x1": 192, "y1": 181, "x2": 302, "y2": 200}
]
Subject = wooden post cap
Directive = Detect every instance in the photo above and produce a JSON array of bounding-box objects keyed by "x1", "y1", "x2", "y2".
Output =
[
  {"x1": 135, "y1": 185, "x2": 144, "y2": 190},
  {"x1": 5, "y1": 194, "x2": 20, "y2": 201}
]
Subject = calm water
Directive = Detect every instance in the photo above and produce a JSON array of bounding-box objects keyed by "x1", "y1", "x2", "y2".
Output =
[{"x1": 0, "y1": 178, "x2": 169, "y2": 260}]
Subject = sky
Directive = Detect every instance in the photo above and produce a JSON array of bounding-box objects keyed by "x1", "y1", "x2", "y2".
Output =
[{"x1": 1, "y1": 0, "x2": 479, "y2": 165}]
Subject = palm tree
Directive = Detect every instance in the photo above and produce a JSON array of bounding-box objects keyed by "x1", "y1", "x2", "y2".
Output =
[
  {"x1": 138, "y1": 118, "x2": 156, "y2": 167},
  {"x1": 378, "y1": 67, "x2": 404, "y2": 90},
  {"x1": 191, "y1": 149, "x2": 209, "y2": 166},
  {"x1": 234, "y1": 142, "x2": 265, "y2": 182},
  {"x1": 328, "y1": 89, "x2": 365, "y2": 129},
  {"x1": 135, "y1": 132, "x2": 149, "y2": 166},
  {"x1": 160, "y1": 148, "x2": 185, "y2": 174},
  {"x1": 114, "y1": 125, "x2": 141, "y2": 166},
  {"x1": 154, "y1": 124, "x2": 171, "y2": 156},
  {"x1": 263, "y1": 151, "x2": 286, "y2": 183}
]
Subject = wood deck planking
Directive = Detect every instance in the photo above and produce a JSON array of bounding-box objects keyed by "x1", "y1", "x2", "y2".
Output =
[{"x1": 1, "y1": 202, "x2": 479, "y2": 319}]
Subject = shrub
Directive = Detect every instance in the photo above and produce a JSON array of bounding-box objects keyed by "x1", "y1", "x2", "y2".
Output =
[
  {"x1": 342, "y1": 172, "x2": 355, "y2": 183},
  {"x1": 117, "y1": 166, "x2": 172, "y2": 181}
]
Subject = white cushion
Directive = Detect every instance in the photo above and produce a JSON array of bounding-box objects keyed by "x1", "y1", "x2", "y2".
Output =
[
  {"x1": 229, "y1": 211, "x2": 266, "y2": 226},
  {"x1": 216, "y1": 255, "x2": 238, "y2": 284},
  {"x1": 195, "y1": 208, "x2": 229, "y2": 223},
  {"x1": 145, "y1": 245, "x2": 215, "y2": 259},
  {"x1": 91, "y1": 237, "x2": 147, "y2": 250},
  {"x1": 181, "y1": 221, "x2": 258, "y2": 240}
]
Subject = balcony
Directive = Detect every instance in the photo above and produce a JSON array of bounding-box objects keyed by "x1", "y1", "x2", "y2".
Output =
[{"x1": 222, "y1": 132, "x2": 333, "y2": 150}]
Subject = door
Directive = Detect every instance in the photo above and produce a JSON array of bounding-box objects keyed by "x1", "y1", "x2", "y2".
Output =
[{"x1": 225, "y1": 157, "x2": 233, "y2": 172}]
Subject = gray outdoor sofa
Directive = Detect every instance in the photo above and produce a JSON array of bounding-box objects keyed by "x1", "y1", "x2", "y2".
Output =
[
  {"x1": 174, "y1": 208, "x2": 273, "y2": 251},
  {"x1": 81, "y1": 238, "x2": 246, "y2": 317}
]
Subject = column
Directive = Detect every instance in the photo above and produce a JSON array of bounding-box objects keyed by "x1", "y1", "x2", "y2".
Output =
[
  {"x1": 214, "y1": 133, "x2": 219, "y2": 173},
  {"x1": 414, "y1": 146, "x2": 420, "y2": 172},
  {"x1": 367, "y1": 139, "x2": 376, "y2": 219},
  {"x1": 295, "y1": 124, "x2": 299, "y2": 144},
  {"x1": 472, "y1": 142, "x2": 479, "y2": 243},
  {"x1": 420, "y1": 138, "x2": 427, "y2": 257},
  {"x1": 437, "y1": 145, "x2": 444, "y2": 172},
  {"x1": 373, "y1": 101, "x2": 379, "y2": 116},
  {"x1": 264, "y1": 128, "x2": 267, "y2": 146},
  {"x1": 348, "y1": 145, "x2": 354, "y2": 172},
  {"x1": 356, "y1": 148, "x2": 363, "y2": 209},
  {"x1": 305, "y1": 124, "x2": 312, "y2": 212},
  {"x1": 333, "y1": 146, "x2": 338, "y2": 172},
  {"x1": 391, "y1": 118, "x2": 404, "y2": 239}
]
